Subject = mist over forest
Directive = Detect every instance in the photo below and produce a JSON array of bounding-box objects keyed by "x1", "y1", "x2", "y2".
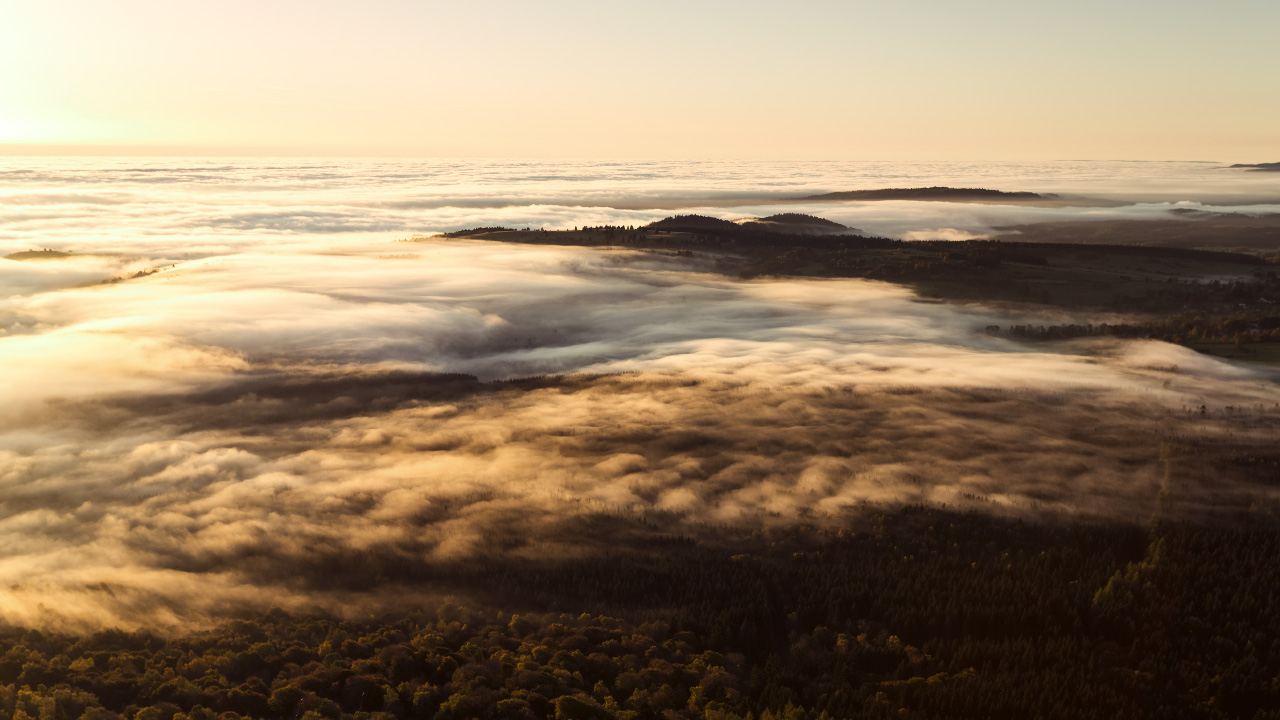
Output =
[{"x1": 3, "y1": 160, "x2": 1280, "y2": 719}]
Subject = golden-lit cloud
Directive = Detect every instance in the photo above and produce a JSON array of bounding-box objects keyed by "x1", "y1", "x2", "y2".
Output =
[{"x1": 3, "y1": 237, "x2": 1279, "y2": 631}]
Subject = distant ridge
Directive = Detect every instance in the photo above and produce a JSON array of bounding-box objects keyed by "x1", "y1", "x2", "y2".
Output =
[
  {"x1": 646, "y1": 213, "x2": 862, "y2": 236},
  {"x1": 1229, "y1": 162, "x2": 1280, "y2": 172},
  {"x1": 798, "y1": 186, "x2": 1054, "y2": 202},
  {"x1": 4, "y1": 249, "x2": 71, "y2": 261}
]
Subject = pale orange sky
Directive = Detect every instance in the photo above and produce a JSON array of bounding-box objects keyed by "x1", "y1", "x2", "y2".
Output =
[{"x1": 1, "y1": 0, "x2": 1278, "y2": 160}]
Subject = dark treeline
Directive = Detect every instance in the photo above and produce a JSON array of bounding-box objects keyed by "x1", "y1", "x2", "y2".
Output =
[
  {"x1": 439, "y1": 228, "x2": 517, "y2": 238},
  {"x1": 1002, "y1": 313, "x2": 1280, "y2": 345},
  {"x1": 4, "y1": 249, "x2": 73, "y2": 261},
  {"x1": 4, "y1": 508, "x2": 1279, "y2": 720},
  {"x1": 643, "y1": 217, "x2": 1266, "y2": 265},
  {"x1": 452, "y1": 216, "x2": 1269, "y2": 267},
  {"x1": 993, "y1": 274, "x2": 1280, "y2": 345},
  {"x1": 1229, "y1": 162, "x2": 1280, "y2": 172},
  {"x1": 641, "y1": 218, "x2": 887, "y2": 250}
]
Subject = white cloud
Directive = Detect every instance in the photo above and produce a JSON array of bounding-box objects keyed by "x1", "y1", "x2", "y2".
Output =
[{"x1": 3, "y1": 157, "x2": 1280, "y2": 631}]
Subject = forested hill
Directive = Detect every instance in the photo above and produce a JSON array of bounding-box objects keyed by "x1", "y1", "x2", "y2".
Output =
[
  {"x1": 644, "y1": 215, "x2": 742, "y2": 233},
  {"x1": 738, "y1": 214, "x2": 857, "y2": 235},
  {"x1": 796, "y1": 187, "x2": 1053, "y2": 202},
  {"x1": 751, "y1": 214, "x2": 846, "y2": 229},
  {"x1": 643, "y1": 214, "x2": 855, "y2": 236},
  {"x1": 4, "y1": 249, "x2": 72, "y2": 261},
  {"x1": 1228, "y1": 162, "x2": 1280, "y2": 172},
  {"x1": 2, "y1": 509, "x2": 1278, "y2": 720}
]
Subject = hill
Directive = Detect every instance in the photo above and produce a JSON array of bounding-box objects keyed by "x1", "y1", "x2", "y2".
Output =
[
  {"x1": 646, "y1": 213, "x2": 864, "y2": 236},
  {"x1": 798, "y1": 186, "x2": 1055, "y2": 202},
  {"x1": 4, "y1": 249, "x2": 71, "y2": 260},
  {"x1": 1229, "y1": 161, "x2": 1280, "y2": 172},
  {"x1": 755, "y1": 213, "x2": 847, "y2": 229},
  {"x1": 739, "y1": 213, "x2": 863, "y2": 235},
  {"x1": 644, "y1": 214, "x2": 742, "y2": 232}
]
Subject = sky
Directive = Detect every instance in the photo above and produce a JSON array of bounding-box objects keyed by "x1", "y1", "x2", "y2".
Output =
[{"x1": 1, "y1": 0, "x2": 1278, "y2": 159}]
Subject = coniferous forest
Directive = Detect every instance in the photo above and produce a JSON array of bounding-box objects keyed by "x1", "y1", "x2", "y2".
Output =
[{"x1": 4, "y1": 509, "x2": 1278, "y2": 720}]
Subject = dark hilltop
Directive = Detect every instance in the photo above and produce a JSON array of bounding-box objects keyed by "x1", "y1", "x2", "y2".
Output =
[
  {"x1": 797, "y1": 186, "x2": 1055, "y2": 202},
  {"x1": 739, "y1": 213, "x2": 859, "y2": 234},
  {"x1": 4, "y1": 248, "x2": 72, "y2": 260},
  {"x1": 1229, "y1": 161, "x2": 1280, "y2": 172},
  {"x1": 645, "y1": 213, "x2": 861, "y2": 235}
]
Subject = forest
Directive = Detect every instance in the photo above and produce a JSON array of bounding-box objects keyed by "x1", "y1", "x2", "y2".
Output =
[{"x1": 3, "y1": 508, "x2": 1278, "y2": 720}]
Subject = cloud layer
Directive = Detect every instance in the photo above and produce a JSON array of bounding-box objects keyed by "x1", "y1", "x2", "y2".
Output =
[
  {"x1": 3, "y1": 233, "x2": 1280, "y2": 631},
  {"x1": 3, "y1": 158, "x2": 1280, "y2": 631},
  {"x1": 5, "y1": 158, "x2": 1280, "y2": 257}
]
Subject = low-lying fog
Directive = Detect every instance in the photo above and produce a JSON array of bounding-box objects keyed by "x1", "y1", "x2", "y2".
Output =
[
  {"x1": 3, "y1": 234, "x2": 1279, "y2": 631},
  {"x1": 4, "y1": 158, "x2": 1280, "y2": 251}
]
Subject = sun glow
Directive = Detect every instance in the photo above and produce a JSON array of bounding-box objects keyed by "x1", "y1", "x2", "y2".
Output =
[
  {"x1": 0, "y1": 113, "x2": 45, "y2": 144},
  {"x1": 0, "y1": 109, "x2": 101, "y2": 146},
  {"x1": 0, "y1": 0, "x2": 1276, "y2": 158}
]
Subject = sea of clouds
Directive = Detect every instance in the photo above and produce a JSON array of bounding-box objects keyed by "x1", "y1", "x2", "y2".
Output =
[
  {"x1": 3, "y1": 158, "x2": 1280, "y2": 253},
  {"x1": 2, "y1": 158, "x2": 1279, "y2": 630}
]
